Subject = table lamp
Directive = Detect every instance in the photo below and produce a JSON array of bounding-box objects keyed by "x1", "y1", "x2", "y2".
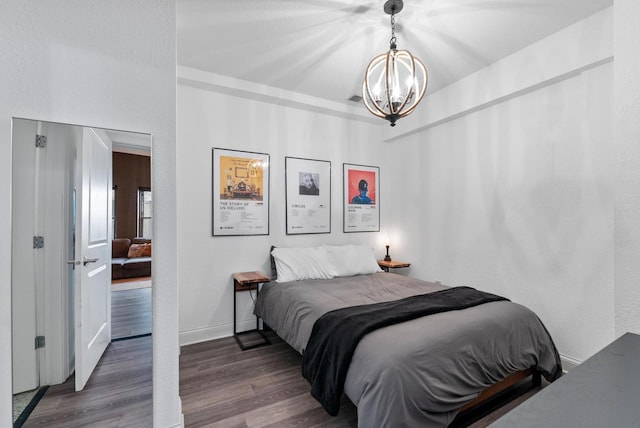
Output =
[{"x1": 384, "y1": 237, "x2": 392, "y2": 261}]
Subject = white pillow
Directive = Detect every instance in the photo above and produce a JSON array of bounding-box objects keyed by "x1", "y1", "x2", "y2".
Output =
[
  {"x1": 271, "y1": 246, "x2": 335, "y2": 283},
  {"x1": 323, "y1": 244, "x2": 382, "y2": 277}
]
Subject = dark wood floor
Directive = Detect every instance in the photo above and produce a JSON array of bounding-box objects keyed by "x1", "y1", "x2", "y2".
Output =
[
  {"x1": 20, "y1": 330, "x2": 544, "y2": 427},
  {"x1": 112, "y1": 287, "x2": 152, "y2": 339},
  {"x1": 180, "y1": 332, "x2": 545, "y2": 428},
  {"x1": 23, "y1": 336, "x2": 152, "y2": 428}
]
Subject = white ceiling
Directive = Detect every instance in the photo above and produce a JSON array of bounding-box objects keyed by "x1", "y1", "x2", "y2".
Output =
[{"x1": 177, "y1": 0, "x2": 611, "y2": 106}]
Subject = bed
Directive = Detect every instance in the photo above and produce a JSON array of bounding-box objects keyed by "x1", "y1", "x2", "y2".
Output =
[{"x1": 255, "y1": 245, "x2": 562, "y2": 427}]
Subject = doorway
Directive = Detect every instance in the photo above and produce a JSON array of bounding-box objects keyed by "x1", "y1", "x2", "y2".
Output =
[
  {"x1": 11, "y1": 119, "x2": 152, "y2": 426},
  {"x1": 111, "y1": 151, "x2": 153, "y2": 341},
  {"x1": 111, "y1": 278, "x2": 152, "y2": 340}
]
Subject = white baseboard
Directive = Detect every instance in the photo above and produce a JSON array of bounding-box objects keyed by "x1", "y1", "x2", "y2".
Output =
[
  {"x1": 560, "y1": 353, "x2": 582, "y2": 373},
  {"x1": 160, "y1": 395, "x2": 183, "y2": 428},
  {"x1": 177, "y1": 396, "x2": 184, "y2": 428},
  {"x1": 164, "y1": 416, "x2": 183, "y2": 428},
  {"x1": 179, "y1": 319, "x2": 257, "y2": 347}
]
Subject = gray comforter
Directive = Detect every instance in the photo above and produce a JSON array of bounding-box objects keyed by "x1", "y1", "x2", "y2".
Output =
[{"x1": 255, "y1": 272, "x2": 561, "y2": 427}]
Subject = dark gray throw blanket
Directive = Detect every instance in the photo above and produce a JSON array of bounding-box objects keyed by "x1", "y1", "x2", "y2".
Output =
[{"x1": 301, "y1": 286, "x2": 509, "y2": 416}]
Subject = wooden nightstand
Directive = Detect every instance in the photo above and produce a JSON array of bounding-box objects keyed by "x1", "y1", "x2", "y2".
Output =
[
  {"x1": 232, "y1": 271, "x2": 271, "y2": 351},
  {"x1": 377, "y1": 260, "x2": 411, "y2": 272}
]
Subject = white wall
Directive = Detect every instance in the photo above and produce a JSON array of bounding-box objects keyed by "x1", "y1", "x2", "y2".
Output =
[
  {"x1": 177, "y1": 74, "x2": 390, "y2": 345},
  {"x1": 614, "y1": 0, "x2": 640, "y2": 336},
  {"x1": 0, "y1": 2, "x2": 180, "y2": 427},
  {"x1": 387, "y1": 8, "x2": 615, "y2": 364},
  {"x1": 391, "y1": 61, "x2": 614, "y2": 363}
]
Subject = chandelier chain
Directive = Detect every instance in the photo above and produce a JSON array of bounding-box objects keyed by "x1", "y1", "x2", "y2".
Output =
[{"x1": 389, "y1": 13, "x2": 397, "y2": 49}]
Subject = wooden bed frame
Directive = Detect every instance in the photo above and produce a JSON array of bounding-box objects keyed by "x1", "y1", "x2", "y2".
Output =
[{"x1": 451, "y1": 367, "x2": 541, "y2": 426}]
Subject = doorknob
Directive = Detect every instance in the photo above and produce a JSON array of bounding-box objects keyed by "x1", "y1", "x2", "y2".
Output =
[
  {"x1": 82, "y1": 256, "x2": 99, "y2": 266},
  {"x1": 67, "y1": 257, "x2": 99, "y2": 266}
]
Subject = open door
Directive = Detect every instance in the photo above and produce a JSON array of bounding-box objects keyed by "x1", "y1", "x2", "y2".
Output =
[
  {"x1": 73, "y1": 127, "x2": 112, "y2": 391},
  {"x1": 11, "y1": 119, "x2": 39, "y2": 394}
]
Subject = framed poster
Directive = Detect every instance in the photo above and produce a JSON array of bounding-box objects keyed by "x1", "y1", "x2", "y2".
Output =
[
  {"x1": 285, "y1": 157, "x2": 331, "y2": 235},
  {"x1": 343, "y1": 163, "x2": 380, "y2": 232},
  {"x1": 212, "y1": 148, "x2": 270, "y2": 236}
]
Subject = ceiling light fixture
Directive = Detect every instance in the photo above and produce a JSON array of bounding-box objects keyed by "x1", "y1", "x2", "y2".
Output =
[{"x1": 362, "y1": 0, "x2": 428, "y2": 127}]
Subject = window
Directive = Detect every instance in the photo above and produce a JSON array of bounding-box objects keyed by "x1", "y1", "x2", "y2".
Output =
[{"x1": 138, "y1": 187, "x2": 152, "y2": 239}]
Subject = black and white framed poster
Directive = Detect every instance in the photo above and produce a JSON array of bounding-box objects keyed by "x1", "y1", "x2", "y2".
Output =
[
  {"x1": 343, "y1": 163, "x2": 380, "y2": 233},
  {"x1": 285, "y1": 156, "x2": 331, "y2": 235},
  {"x1": 212, "y1": 147, "x2": 270, "y2": 236}
]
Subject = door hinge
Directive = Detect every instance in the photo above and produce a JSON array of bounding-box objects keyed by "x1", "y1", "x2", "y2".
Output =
[
  {"x1": 33, "y1": 236, "x2": 44, "y2": 249},
  {"x1": 35, "y1": 335, "x2": 45, "y2": 349},
  {"x1": 35, "y1": 134, "x2": 47, "y2": 148}
]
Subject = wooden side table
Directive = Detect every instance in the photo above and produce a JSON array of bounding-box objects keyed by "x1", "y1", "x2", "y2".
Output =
[
  {"x1": 232, "y1": 271, "x2": 271, "y2": 351},
  {"x1": 377, "y1": 260, "x2": 411, "y2": 272}
]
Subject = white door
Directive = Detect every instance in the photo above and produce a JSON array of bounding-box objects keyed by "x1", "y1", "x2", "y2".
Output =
[
  {"x1": 11, "y1": 119, "x2": 39, "y2": 394},
  {"x1": 74, "y1": 127, "x2": 112, "y2": 391}
]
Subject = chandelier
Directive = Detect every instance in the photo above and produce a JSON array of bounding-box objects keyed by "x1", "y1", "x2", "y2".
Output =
[{"x1": 362, "y1": 0, "x2": 428, "y2": 127}]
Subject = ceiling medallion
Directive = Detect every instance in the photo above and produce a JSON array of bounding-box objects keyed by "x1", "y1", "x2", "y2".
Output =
[{"x1": 362, "y1": 0, "x2": 428, "y2": 127}]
